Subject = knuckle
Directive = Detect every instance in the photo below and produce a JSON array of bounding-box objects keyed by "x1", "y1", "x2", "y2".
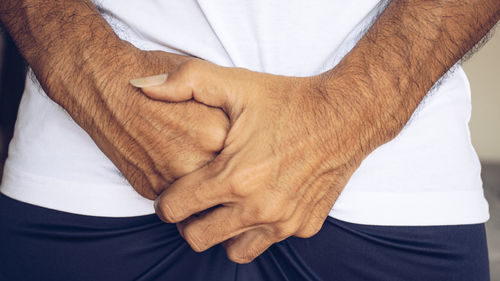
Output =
[
  {"x1": 274, "y1": 222, "x2": 299, "y2": 240},
  {"x1": 199, "y1": 114, "x2": 229, "y2": 152},
  {"x1": 169, "y1": 157, "x2": 200, "y2": 177},
  {"x1": 183, "y1": 226, "x2": 206, "y2": 252},
  {"x1": 134, "y1": 177, "x2": 158, "y2": 200},
  {"x1": 207, "y1": 126, "x2": 227, "y2": 151},
  {"x1": 256, "y1": 207, "x2": 281, "y2": 224},
  {"x1": 296, "y1": 222, "x2": 323, "y2": 238},
  {"x1": 147, "y1": 173, "x2": 171, "y2": 194},
  {"x1": 226, "y1": 170, "x2": 261, "y2": 199},
  {"x1": 180, "y1": 59, "x2": 203, "y2": 80},
  {"x1": 226, "y1": 248, "x2": 256, "y2": 264},
  {"x1": 125, "y1": 167, "x2": 165, "y2": 200},
  {"x1": 155, "y1": 200, "x2": 179, "y2": 223},
  {"x1": 309, "y1": 222, "x2": 324, "y2": 236},
  {"x1": 180, "y1": 59, "x2": 197, "y2": 71},
  {"x1": 227, "y1": 176, "x2": 248, "y2": 198},
  {"x1": 224, "y1": 159, "x2": 275, "y2": 198},
  {"x1": 243, "y1": 202, "x2": 284, "y2": 225}
]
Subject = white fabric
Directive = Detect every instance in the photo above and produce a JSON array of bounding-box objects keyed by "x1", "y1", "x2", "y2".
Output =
[{"x1": 0, "y1": 0, "x2": 489, "y2": 225}]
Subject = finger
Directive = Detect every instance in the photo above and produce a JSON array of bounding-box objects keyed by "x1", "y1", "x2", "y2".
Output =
[
  {"x1": 129, "y1": 73, "x2": 168, "y2": 88},
  {"x1": 131, "y1": 71, "x2": 194, "y2": 102},
  {"x1": 132, "y1": 60, "x2": 243, "y2": 117},
  {"x1": 154, "y1": 157, "x2": 232, "y2": 223},
  {"x1": 295, "y1": 178, "x2": 342, "y2": 238},
  {"x1": 222, "y1": 227, "x2": 274, "y2": 264},
  {"x1": 294, "y1": 197, "x2": 330, "y2": 238},
  {"x1": 177, "y1": 205, "x2": 256, "y2": 252}
]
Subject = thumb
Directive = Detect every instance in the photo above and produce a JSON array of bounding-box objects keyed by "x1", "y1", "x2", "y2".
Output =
[
  {"x1": 130, "y1": 60, "x2": 239, "y2": 116},
  {"x1": 130, "y1": 73, "x2": 194, "y2": 102}
]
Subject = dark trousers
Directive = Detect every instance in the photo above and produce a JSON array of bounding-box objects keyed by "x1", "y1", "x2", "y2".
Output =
[{"x1": 0, "y1": 194, "x2": 490, "y2": 281}]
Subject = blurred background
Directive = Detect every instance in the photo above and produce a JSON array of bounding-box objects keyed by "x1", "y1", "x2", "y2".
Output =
[
  {"x1": 0, "y1": 26, "x2": 499, "y2": 278},
  {"x1": 464, "y1": 28, "x2": 500, "y2": 280}
]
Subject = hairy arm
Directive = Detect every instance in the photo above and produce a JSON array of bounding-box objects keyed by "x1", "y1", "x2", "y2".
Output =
[
  {"x1": 0, "y1": 0, "x2": 229, "y2": 199},
  {"x1": 0, "y1": 0, "x2": 138, "y2": 102},
  {"x1": 324, "y1": 0, "x2": 500, "y2": 155}
]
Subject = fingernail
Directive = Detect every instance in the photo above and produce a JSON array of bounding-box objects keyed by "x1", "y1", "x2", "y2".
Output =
[{"x1": 130, "y1": 74, "x2": 168, "y2": 88}]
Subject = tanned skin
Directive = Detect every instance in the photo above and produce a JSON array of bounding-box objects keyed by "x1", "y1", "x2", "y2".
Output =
[
  {"x1": 0, "y1": 0, "x2": 230, "y2": 199},
  {"x1": 139, "y1": 0, "x2": 500, "y2": 263},
  {"x1": 1, "y1": 0, "x2": 499, "y2": 264}
]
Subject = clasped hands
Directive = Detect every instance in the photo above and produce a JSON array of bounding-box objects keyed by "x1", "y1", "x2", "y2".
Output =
[{"x1": 132, "y1": 58, "x2": 365, "y2": 264}]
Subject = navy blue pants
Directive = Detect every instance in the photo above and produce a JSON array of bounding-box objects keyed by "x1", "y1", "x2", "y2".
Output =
[{"x1": 0, "y1": 194, "x2": 490, "y2": 281}]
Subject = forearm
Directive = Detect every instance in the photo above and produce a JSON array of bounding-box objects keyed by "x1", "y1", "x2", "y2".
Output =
[
  {"x1": 0, "y1": 0, "x2": 123, "y2": 98},
  {"x1": 0, "y1": 0, "x2": 217, "y2": 199},
  {"x1": 323, "y1": 0, "x2": 500, "y2": 156},
  {"x1": 0, "y1": 0, "x2": 136, "y2": 143},
  {"x1": 0, "y1": 0, "x2": 186, "y2": 125}
]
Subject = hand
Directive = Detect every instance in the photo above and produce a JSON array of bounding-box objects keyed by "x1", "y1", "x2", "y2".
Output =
[
  {"x1": 140, "y1": 59, "x2": 372, "y2": 263},
  {"x1": 46, "y1": 48, "x2": 229, "y2": 199}
]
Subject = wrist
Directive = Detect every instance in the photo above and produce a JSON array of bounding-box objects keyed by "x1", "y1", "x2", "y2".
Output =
[{"x1": 306, "y1": 72, "x2": 384, "y2": 167}]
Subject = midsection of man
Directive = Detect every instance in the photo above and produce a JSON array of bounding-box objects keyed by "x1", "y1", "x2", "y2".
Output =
[
  {"x1": 1, "y1": 0, "x2": 487, "y2": 224},
  {"x1": 0, "y1": 1, "x2": 490, "y2": 280}
]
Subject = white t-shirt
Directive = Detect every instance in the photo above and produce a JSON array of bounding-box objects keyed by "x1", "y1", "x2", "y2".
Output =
[{"x1": 0, "y1": 0, "x2": 489, "y2": 225}]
